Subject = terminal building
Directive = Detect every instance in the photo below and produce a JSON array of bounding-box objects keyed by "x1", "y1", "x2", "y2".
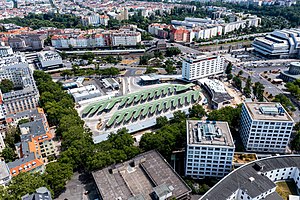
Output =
[
  {"x1": 68, "y1": 85, "x2": 101, "y2": 103},
  {"x1": 201, "y1": 155, "x2": 300, "y2": 200},
  {"x1": 198, "y1": 78, "x2": 233, "y2": 109},
  {"x1": 185, "y1": 120, "x2": 235, "y2": 179},
  {"x1": 252, "y1": 28, "x2": 300, "y2": 58},
  {"x1": 280, "y1": 62, "x2": 300, "y2": 82},
  {"x1": 92, "y1": 150, "x2": 191, "y2": 200},
  {"x1": 240, "y1": 102, "x2": 294, "y2": 153},
  {"x1": 182, "y1": 54, "x2": 225, "y2": 81},
  {"x1": 37, "y1": 51, "x2": 63, "y2": 70}
]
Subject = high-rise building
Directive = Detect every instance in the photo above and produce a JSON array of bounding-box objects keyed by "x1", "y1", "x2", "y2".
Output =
[
  {"x1": 240, "y1": 102, "x2": 294, "y2": 153},
  {"x1": 185, "y1": 120, "x2": 235, "y2": 179},
  {"x1": 182, "y1": 54, "x2": 225, "y2": 81}
]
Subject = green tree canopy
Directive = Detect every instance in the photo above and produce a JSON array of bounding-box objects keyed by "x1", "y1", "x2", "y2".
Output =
[
  {"x1": 1, "y1": 147, "x2": 16, "y2": 162},
  {"x1": 0, "y1": 79, "x2": 14, "y2": 93},
  {"x1": 272, "y1": 94, "x2": 295, "y2": 112},
  {"x1": 165, "y1": 47, "x2": 181, "y2": 57},
  {"x1": 44, "y1": 162, "x2": 73, "y2": 197},
  {"x1": 189, "y1": 104, "x2": 206, "y2": 118}
]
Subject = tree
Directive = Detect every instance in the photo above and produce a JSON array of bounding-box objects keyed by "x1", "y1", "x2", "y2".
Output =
[
  {"x1": 44, "y1": 162, "x2": 73, "y2": 197},
  {"x1": 207, "y1": 105, "x2": 242, "y2": 131},
  {"x1": 172, "y1": 111, "x2": 186, "y2": 123},
  {"x1": 227, "y1": 73, "x2": 233, "y2": 80},
  {"x1": 272, "y1": 94, "x2": 296, "y2": 112},
  {"x1": 7, "y1": 173, "x2": 51, "y2": 199},
  {"x1": 243, "y1": 76, "x2": 252, "y2": 98},
  {"x1": 81, "y1": 52, "x2": 95, "y2": 60},
  {"x1": 291, "y1": 132, "x2": 300, "y2": 152},
  {"x1": 165, "y1": 47, "x2": 181, "y2": 57},
  {"x1": 294, "y1": 122, "x2": 300, "y2": 131},
  {"x1": 5, "y1": 125, "x2": 21, "y2": 148},
  {"x1": 145, "y1": 67, "x2": 157, "y2": 74},
  {"x1": 18, "y1": 118, "x2": 30, "y2": 125},
  {"x1": 0, "y1": 79, "x2": 14, "y2": 93},
  {"x1": 232, "y1": 76, "x2": 242, "y2": 90},
  {"x1": 238, "y1": 70, "x2": 243, "y2": 76},
  {"x1": 1, "y1": 147, "x2": 16, "y2": 162},
  {"x1": 189, "y1": 104, "x2": 206, "y2": 118},
  {"x1": 60, "y1": 70, "x2": 73, "y2": 78},
  {"x1": 156, "y1": 116, "x2": 168, "y2": 128},
  {"x1": 225, "y1": 62, "x2": 232, "y2": 75},
  {"x1": 252, "y1": 82, "x2": 265, "y2": 102}
]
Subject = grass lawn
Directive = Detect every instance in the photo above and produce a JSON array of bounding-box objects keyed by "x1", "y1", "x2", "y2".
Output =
[{"x1": 276, "y1": 181, "x2": 298, "y2": 200}]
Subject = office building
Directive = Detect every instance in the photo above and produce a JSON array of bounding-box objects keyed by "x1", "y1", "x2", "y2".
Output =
[
  {"x1": 22, "y1": 187, "x2": 52, "y2": 200},
  {"x1": 0, "y1": 161, "x2": 11, "y2": 185},
  {"x1": 201, "y1": 155, "x2": 300, "y2": 200},
  {"x1": 37, "y1": 51, "x2": 63, "y2": 70},
  {"x1": 240, "y1": 102, "x2": 294, "y2": 153},
  {"x1": 182, "y1": 54, "x2": 225, "y2": 81},
  {"x1": 92, "y1": 150, "x2": 191, "y2": 200},
  {"x1": 280, "y1": 62, "x2": 300, "y2": 82},
  {"x1": 0, "y1": 46, "x2": 13, "y2": 57},
  {"x1": 185, "y1": 120, "x2": 235, "y2": 179},
  {"x1": 252, "y1": 28, "x2": 300, "y2": 58}
]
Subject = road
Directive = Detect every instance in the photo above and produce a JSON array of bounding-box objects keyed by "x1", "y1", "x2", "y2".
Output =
[
  {"x1": 168, "y1": 43, "x2": 203, "y2": 55},
  {"x1": 232, "y1": 67, "x2": 283, "y2": 96}
]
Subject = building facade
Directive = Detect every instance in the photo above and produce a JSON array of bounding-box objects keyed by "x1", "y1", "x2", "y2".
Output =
[
  {"x1": 201, "y1": 155, "x2": 300, "y2": 200},
  {"x1": 240, "y1": 102, "x2": 294, "y2": 153},
  {"x1": 252, "y1": 28, "x2": 300, "y2": 58},
  {"x1": 0, "y1": 54, "x2": 39, "y2": 115},
  {"x1": 182, "y1": 54, "x2": 225, "y2": 81},
  {"x1": 280, "y1": 62, "x2": 300, "y2": 82},
  {"x1": 185, "y1": 120, "x2": 235, "y2": 179},
  {"x1": 37, "y1": 51, "x2": 63, "y2": 70}
]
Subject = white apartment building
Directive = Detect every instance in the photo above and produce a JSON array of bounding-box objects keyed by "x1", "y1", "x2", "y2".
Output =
[
  {"x1": 185, "y1": 120, "x2": 235, "y2": 179},
  {"x1": 0, "y1": 46, "x2": 13, "y2": 57},
  {"x1": 240, "y1": 102, "x2": 294, "y2": 153},
  {"x1": 182, "y1": 54, "x2": 225, "y2": 81},
  {"x1": 111, "y1": 31, "x2": 141, "y2": 46}
]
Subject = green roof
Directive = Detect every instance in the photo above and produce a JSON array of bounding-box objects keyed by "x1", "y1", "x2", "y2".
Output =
[
  {"x1": 82, "y1": 84, "x2": 195, "y2": 116},
  {"x1": 104, "y1": 90, "x2": 201, "y2": 128}
]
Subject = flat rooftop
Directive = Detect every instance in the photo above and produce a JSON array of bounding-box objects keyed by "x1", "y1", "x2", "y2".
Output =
[
  {"x1": 244, "y1": 102, "x2": 293, "y2": 122},
  {"x1": 187, "y1": 120, "x2": 234, "y2": 147},
  {"x1": 201, "y1": 155, "x2": 300, "y2": 200},
  {"x1": 92, "y1": 150, "x2": 191, "y2": 200}
]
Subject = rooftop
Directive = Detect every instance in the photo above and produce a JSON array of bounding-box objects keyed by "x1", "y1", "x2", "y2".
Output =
[
  {"x1": 7, "y1": 152, "x2": 44, "y2": 176},
  {"x1": 21, "y1": 187, "x2": 52, "y2": 200},
  {"x1": 244, "y1": 102, "x2": 293, "y2": 122},
  {"x1": 92, "y1": 150, "x2": 191, "y2": 200},
  {"x1": 187, "y1": 120, "x2": 234, "y2": 147},
  {"x1": 0, "y1": 161, "x2": 10, "y2": 181},
  {"x1": 198, "y1": 78, "x2": 233, "y2": 104},
  {"x1": 201, "y1": 155, "x2": 300, "y2": 200}
]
